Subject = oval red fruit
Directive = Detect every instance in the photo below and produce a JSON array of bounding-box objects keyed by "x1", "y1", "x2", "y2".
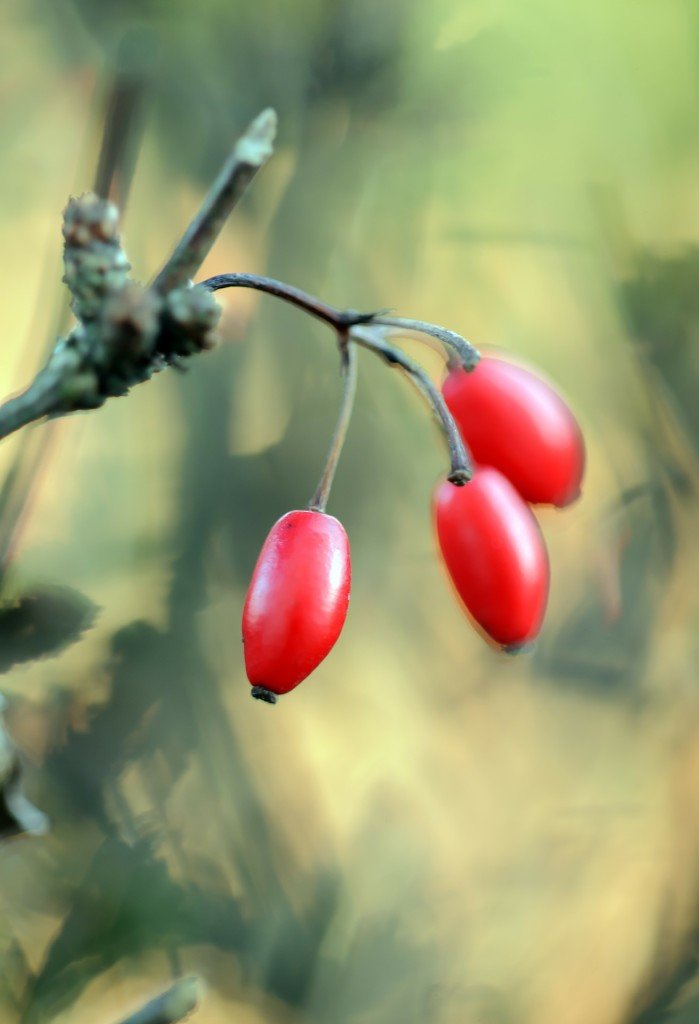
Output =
[
  {"x1": 443, "y1": 356, "x2": 585, "y2": 507},
  {"x1": 434, "y1": 469, "x2": 550, "y2": 648},
  {"x1": 242, "y1": 510, "x2": 351, "y2": 701}
]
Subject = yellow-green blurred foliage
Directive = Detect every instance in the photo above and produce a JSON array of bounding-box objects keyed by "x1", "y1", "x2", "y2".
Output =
[{"x1": 1, "y1": 1, "x2": 699, "y2": 1022}]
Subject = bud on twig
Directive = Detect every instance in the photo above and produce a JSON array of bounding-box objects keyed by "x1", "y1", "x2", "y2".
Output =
[
  {"x1": 62, "y1": 193, "x2": 131, "y2": 321},
  {"x1": 159, "y1": 285, "x2": 222, "y2": 356}
]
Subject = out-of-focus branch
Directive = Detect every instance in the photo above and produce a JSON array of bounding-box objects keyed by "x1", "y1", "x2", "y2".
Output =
[
  {"x1": 0, "y1": 369, "x2": 66, "y2": 443},
  {"x1": 113, "y1": 977, "x2": 202, "y2": 1024},
  {"x1": 93, "y1": 32, "x2": 154, "y2": 206}
]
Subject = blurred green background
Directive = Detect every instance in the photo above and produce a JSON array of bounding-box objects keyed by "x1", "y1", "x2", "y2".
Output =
[{"x1": 1, "y1": 1, "x2": 699, "y2": 1022}]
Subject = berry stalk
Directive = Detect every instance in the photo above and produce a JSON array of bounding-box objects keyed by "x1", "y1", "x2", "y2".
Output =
[
  {"x1": 351, "y1": 325, "x2": 472, "y2": 485},
  {"x1": 308, "y1": 338, "x2": 358, "y2": 513}
]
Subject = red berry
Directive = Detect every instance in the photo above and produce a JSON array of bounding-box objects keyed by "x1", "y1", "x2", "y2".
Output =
[
  {"x1": 443, "y1": 356, "x2": 585, "y2": 507},
  {"x1": 434, "y1": 469, "x2": 550, "y2": 648},
  {"x1": 242, "y1": 510, "x2": 351, "y2": 701}
]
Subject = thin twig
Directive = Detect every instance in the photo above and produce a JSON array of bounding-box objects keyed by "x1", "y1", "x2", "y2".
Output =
[
  {"x1": 202, "y1": 272, "x2": 378, "y2": 331},
  {"x1": 0, "y1": 369, "x2": 64, "y2": 443},
  {"x1": 0, "y1": 106, "x2": 480, "y2": 493},
  {"x1": 152, "y1": 109, "x2": 277, "y2": 295},
  {"x1": 370, "y1": 315, "x2": 480, "y2": 370},
  {"x1": 113, "y1": 976, "x2": 202, "y2": 1024},
  {"x1": 308, "y1": 336, "x2": 358, "y2": 512},
  {"x1": 351, "y1": 326, "x2": 472, "y2": 484},
  {"x1": 205, "y1": 276, "x2": 471, "y2": 482},
  {"x1": 205, "y1": 277, "x2": 478, "y2": 372}
]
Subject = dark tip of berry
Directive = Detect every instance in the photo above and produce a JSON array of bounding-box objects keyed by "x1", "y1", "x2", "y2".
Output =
[
  {"x1": 502, "y1": 640, "x2": 537, "y2": 656},
  {"x1": 251, "y1": 686, "x2": 278, "y2": 704},
  {"x1": 448, "y1": 468, "x2": 471, "y2": 486}
]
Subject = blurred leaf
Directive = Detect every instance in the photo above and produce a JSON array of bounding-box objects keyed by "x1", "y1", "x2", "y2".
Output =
[
  {"x1": 310, "y1": 915, "x2": 440, "y2": 1024},
  {"x1": 0, "y1": 587, "x2": 99, "y2": 675},
  {"x1": 44, "y1": 621, "x2": 183, "y2": 825},
  {"x1": 21, "y1": 838, "x2": 244, "y2": 1024},
  {"x1": 632, "y1": 950, "x2": 699, "y2": 1023},
  {"x1": 250, "y1": 868, "x2": 339, "y2": 1008},
  {"x1": 0, "y1": 940, "x2": 33, "y2": 1016},
  {"x1": 622, "y1": 249, "x2": 699, "y2": 352},
  {"x1": 534, "y1": 481, "x2": 676, "y2": 694},
  {"x1": 620, "y1": 248, "x2": 699, "y2": 455},
  {"x1": 423, "y1": 984, "x2": 513, "y2": 1024}
]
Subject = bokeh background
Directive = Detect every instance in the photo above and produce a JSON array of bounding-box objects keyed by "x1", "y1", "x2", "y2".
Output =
[{"x1": 1, "y1": 1, "x2": 699, "y2": 1022}]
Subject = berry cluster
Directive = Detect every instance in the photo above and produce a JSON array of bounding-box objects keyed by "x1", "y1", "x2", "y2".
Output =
[
  {"x1": 242, "y1": 337, "x2": 584, "y2": 704},
  {"x1": 436, "y1": 356, "x2": 584, "y2": 650},
  {"x1": 0, "y1": 109, "x2": 582, "y2": 708},
  {"x1": 0, "y1": 111, "x2": 581, "y2": 706}
]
